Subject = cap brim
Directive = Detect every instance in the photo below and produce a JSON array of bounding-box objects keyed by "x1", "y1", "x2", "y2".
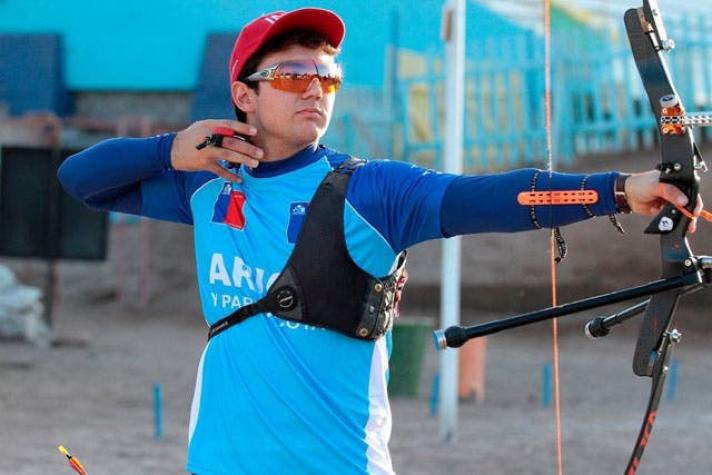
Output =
[{"x1": 262, "y1": 8, "x2": 345, "y2": 49}]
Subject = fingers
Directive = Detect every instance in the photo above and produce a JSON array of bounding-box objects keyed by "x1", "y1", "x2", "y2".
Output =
[
  {"x1": 199, "y1": 120, "x2": 263, "y2": 162},
  {"x1": 172, "y1": 119, "x2": 264, "y2": 177},
  {"x1": 213, "y1": 119, "x2": 257, "y2": 138},
  {"x1": 221, "y1": 136, "x2": 263, "y2": 160},
  {"x1": 194, "y1": 120, "x2": 263, "y2": 167},
  {"x1": 688, "y1": 220, "x2": 697, "y2": 234},
  {"x1": 687, "y1": 195, "x2": 703, "y2": 234},
  {"x1": 656, "y1": 182, "x2": 697, "y2": 232},
  {"x1": 628, "y1": 170, "x2": 705, "y2": 233},
  {"x1": 648, "y1": 204, "x2": 663, "y2": 215},
  {"x1": 214, "y1": 147, "x2": 260, "y2": 168},
  {"x1": 657, "y1": 182, "x2": 688, "y2": 207},
  {"x1": 692, "y1": 195, "x2": 704, "y2": 216}
]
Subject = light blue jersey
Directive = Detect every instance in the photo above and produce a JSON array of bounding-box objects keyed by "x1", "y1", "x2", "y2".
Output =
[{"x1": 186, "y1": 151, "x2": 403, "y2": 475}]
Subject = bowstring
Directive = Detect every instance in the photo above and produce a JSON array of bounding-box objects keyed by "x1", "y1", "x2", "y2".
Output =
[{"x1": 543, "y1": 1, "x2": 564, "y2": 474}]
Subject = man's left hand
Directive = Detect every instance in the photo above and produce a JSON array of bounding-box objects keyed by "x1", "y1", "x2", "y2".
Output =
[{"x1": 625, "y1": 170, "x2": 704, "y2": 233}]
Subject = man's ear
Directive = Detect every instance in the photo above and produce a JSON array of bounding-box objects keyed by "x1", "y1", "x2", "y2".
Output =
[{"x1": 232, "y1": 81, "x2": 257, "y2": 115}]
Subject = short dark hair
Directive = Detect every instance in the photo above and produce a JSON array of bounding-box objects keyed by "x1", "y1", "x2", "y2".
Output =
[{"x1": 233, "y1": 29, "x2": 340, "y2": 122}]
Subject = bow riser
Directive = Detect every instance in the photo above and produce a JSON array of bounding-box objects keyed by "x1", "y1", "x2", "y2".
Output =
[{"x1": 624, "y1": 4, "x2": 701, "y2": 378}]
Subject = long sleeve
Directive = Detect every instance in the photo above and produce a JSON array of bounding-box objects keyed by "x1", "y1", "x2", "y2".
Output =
[
  {"x1": 57, "y1": 133, "x2": 204, "y2": 224},
  {"x1": 439, "y1": 168, "x2": 619, "y2": 236},
  {"x1": 347, "y1": 161, "x2": 620, "y2": 253}
]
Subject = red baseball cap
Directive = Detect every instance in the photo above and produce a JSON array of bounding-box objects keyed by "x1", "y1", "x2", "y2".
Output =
[{"x1": 229, "y1": 8, "x2": 345, "y2": 84}]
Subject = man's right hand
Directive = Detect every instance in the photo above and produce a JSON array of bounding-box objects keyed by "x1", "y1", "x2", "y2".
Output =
[{"x1": 171, "y1": 119, "x2": 263, "y2": 183}]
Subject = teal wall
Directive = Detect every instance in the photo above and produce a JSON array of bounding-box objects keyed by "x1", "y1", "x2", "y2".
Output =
[{"x1": 0, "y1": 0, "x2": 528, "y2": 91}]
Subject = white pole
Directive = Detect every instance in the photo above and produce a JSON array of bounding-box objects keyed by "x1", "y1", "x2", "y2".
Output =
[{"x1": 439, "y1": 0, "x2": 465, "y2": 443}]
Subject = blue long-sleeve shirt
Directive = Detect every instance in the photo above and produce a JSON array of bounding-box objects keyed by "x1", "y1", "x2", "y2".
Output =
[{"x1": 58, "y1": 134, "x2": 619, "y2": 475}]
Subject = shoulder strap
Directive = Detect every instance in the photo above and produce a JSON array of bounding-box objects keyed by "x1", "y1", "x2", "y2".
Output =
[{"x1": 335, "y1": 156, "x2": 366, "y2": 174}]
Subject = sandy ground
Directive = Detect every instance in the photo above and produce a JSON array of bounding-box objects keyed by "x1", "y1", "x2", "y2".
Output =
[{"x1": 0, "y1": 297, "x2": 710, "y2": 475}]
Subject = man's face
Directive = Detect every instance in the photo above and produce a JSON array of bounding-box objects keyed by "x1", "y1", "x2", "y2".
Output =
[{"x1": 249, "y1": 44, "x2": 337, "y2": 148}]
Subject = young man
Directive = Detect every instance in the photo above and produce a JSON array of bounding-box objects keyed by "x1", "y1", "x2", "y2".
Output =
[{"x1": 58, "y1": 8, "x2": 701, "y2": 475}]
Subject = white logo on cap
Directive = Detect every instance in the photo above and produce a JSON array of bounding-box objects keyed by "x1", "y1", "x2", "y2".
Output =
[{"x1": 264, "y1": 14, "x2": 282, "y2": 24}]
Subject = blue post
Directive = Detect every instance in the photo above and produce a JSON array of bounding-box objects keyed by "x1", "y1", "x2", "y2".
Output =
[
  {"x1": 541, "y1": 363, "x2": 552, "y2": 408},
  {"x1": 666, "y1": 359, "x2": 679, "y2": 402},
  {"x1": 430, "y1": 373, "x2": 440, "y2": 416},
  {"x1": 154, "y1": 383, "x2": 163, "y2": 440}
]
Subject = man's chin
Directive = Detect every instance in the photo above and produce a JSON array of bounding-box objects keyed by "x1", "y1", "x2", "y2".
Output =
[{"x1": 295, "y1": 125, "x2": 326, "y2": 143}]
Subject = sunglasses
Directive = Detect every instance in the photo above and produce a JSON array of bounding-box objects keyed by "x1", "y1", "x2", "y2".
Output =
[{"x1": 245, "y1": 59, "x2": 342, "y2": 94}]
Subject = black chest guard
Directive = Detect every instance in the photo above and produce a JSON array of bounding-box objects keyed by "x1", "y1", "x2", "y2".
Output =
[{"x1": 208, "y1": 158, "x2": 407, "y2": 341}]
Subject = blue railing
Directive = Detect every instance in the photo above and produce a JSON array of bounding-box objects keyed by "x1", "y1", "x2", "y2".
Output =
[{"x1": 327, "y1": 14, "x2": 712, "y2": 172}]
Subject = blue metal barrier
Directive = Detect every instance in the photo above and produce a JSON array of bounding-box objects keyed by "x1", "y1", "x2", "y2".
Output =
[
  {"x1": 391, "y1": 14, "x2": 712, "y2": 172},
  {"x1": 318, "y1": 14, "x2": 712, "y2": 172}
]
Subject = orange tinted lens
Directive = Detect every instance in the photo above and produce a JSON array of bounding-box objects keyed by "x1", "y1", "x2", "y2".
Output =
[
  {"x1": 271, "y1": 75, "x2": 315, "y2": 92},
  {"x1": 270, "y1": 61, "x2": 342, "y2": 93},
  {"x1": 270, "y1": 74, "x2": 341, "y2": 93},
  {"x1": 320, "y1": 76, "x2": 342, "y2": 93}
]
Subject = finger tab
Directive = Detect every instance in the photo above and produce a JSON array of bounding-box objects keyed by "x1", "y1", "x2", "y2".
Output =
[{"x1": 213, "y1": 126, "x2": 239, "y2": 137}]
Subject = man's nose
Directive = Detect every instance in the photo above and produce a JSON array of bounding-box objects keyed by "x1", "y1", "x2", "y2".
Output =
[{"x1": 302, "y1": 76, "x2": 324, "y2": 99}]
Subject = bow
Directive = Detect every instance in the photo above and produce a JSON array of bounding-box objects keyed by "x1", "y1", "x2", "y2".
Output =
[
  {"x1": 622, "y1": 1, "x2": 707, "y2": 472},
  {"x1": 433, "y1": 1, "x2": 711, "y2": 473}
]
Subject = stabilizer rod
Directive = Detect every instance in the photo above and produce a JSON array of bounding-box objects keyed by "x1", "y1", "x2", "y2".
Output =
[{"x1": 434, "y1": 272, "x2": 700, "y2": 350}]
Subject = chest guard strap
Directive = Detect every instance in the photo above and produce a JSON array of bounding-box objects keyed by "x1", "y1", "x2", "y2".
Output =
[{"x1": 208, "y1": 158, "x2": 407, "y2": 341}]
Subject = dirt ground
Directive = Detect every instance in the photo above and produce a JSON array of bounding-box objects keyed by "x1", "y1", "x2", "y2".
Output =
[
  {"x1": 1, "y1": 148, "x2": 711, "y2": 474},
  {"x1": 1, "y1": 300, "x2": 711, "y2": 475}
]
